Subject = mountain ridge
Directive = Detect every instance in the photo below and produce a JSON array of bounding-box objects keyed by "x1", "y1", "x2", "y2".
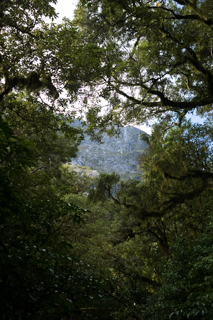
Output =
[{"x1": 70, "y1": 122, "x2": 148, "y2": 180}]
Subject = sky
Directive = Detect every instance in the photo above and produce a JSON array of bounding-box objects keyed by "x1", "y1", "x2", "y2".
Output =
[
  {"x1": 54, "y1": 0, "x2": 78, "y2": 23},
  {"x1": 53, "y1": 0, "x2": 205, "y2": 134}
]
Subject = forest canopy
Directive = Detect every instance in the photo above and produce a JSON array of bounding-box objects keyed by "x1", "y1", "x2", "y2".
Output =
[
  {"x1": 74, "y1": 0, "x2": 213, "y2": 128},
  {"x1": 0, "y1": 0, "x2": 213, "y2": 319}
]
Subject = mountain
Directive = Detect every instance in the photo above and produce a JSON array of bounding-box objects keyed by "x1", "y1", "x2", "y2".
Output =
[{"x1": 69, "y1": 123, "x2": 148, "y2": 180}]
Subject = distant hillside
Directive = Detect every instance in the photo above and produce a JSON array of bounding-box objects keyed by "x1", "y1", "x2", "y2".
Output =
[{"x1": 69, "y1": 122, "x2": 148, "y2": 180}]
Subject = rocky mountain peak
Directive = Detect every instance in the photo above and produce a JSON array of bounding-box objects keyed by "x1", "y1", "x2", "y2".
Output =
[{"x1": 70, "y1": 123, "x2": 148, "y2": 180}]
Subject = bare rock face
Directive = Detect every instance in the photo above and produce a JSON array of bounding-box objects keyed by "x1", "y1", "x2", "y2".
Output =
[
  {"x1": 70, "y1": 123, "x2": 147, "y2": 180},
  {"x1": 66, "y1": 163, "x2": 99, "y2": 178}
]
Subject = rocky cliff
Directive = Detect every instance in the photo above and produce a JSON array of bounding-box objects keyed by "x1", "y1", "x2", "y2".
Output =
[{"x1": 69, "y1": 123, "x2": 147, "y2": 180}]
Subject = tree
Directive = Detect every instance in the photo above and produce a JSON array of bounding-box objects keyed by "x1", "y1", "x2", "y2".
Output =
[
  {"x1": 71, "y1": 2, "x2": 213, "y2": 319},
  {"x1": 0, "y1": 1, "x2": 107, "y2": 318},
  {"x1": 140, "y1": 118, "x2": 213, "y2": 224},
  {"x1": 88, "y1": 117, "x2": 213, "y2": 254},
  {"x1": 0, "y1": 0, "x2": 106, "y2": 139},
  {"x1": 0, "y1": 115, "x2": 88, "y2": 319},
  {"x1": 74, "y1": 0, "x2": 213, "y2": 129},
  {"x1": 147, "y1": 223, "x2": 213, "y2": 320},
  {"x1": 84, "y1": 116, "x2": 213, "y2": 319},
  {"x1": 2, "y1": 0, "x2": 213, "y2": 318}
]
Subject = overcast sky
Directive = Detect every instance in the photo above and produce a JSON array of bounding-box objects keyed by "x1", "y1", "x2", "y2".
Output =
[
  {"x1": 54, "y1": 0, "x2": 78, "y2": 23},
  {"x1": 53, "y1": 0, "x2": 205, "y2": 134}
]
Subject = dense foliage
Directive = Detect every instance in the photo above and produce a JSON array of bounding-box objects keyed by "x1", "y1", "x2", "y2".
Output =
[
  {"x1": 1, "y1": 0, "x2": 213, "y2": 319},
  {"x1": 74, "y1": 0, "x2": 213, "y2": 130},
  {"x1": 0, "y1": 0, "x2": 102, "y2": 318}
]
